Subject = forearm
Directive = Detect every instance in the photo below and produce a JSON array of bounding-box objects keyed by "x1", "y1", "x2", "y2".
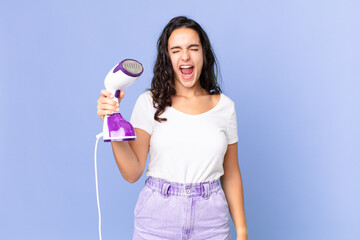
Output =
[
  {"x1": 221, "y1": 172, "x2": 248, "y2": 240},
  {"x1": 111, "y1": 141, "x2": 144, "y2": 183},
  {"x1": 97, "y1": 91, "x2": 149, "y2": 183}
]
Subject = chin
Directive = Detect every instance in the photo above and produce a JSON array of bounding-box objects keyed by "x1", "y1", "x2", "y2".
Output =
[
  {"x1": 183, "y1": 83, "x2": 196, "y2": 88},
  {"x1": 177, "y1": 77, "x2": 197, "y2": 89}
]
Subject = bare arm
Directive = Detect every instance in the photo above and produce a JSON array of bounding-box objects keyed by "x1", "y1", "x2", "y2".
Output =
[
  {"x1": 110, "y1": 129, "x2": 150, "y2": 183},
  {"x1": 221, "y1": 143, "x2": 248, "y2": 240},
  {"x1": 97, "y1": 89, "x2": 149, "y2": 183}
]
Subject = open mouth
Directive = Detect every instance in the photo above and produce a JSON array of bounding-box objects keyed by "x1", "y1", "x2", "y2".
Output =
[{"x1": 180, "y1": 65, "x2": 194, "y2": 80}]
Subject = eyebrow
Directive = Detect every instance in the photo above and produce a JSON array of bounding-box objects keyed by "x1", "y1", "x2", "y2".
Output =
[{"x1": 170, "y1": 44, "x2": 200, "y2": 50}]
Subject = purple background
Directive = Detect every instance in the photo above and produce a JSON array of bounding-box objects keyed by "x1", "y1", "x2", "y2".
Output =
[{"x1": 1, "y1": 0, "x2": 359, "y2": 239}]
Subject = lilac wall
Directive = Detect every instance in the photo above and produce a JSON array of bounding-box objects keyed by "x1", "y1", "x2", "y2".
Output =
[{"x1": 1, "y1": 0, "x2": 359, "y2": 239}]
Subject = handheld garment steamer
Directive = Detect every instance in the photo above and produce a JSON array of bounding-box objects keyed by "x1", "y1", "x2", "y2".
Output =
[
  {"x1": 94, "y1": 59, "x2": 143, "y2": 240},
  {"x1": 103, "y1": 59, "x2": 144, "y2": 142}
]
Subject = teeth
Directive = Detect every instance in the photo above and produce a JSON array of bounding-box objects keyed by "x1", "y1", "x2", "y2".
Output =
[{"x1": 180, "y1": 66, "x2": 192, "y2": 69}]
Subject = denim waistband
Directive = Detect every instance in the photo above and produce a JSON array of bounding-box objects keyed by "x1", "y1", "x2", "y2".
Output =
[{"x1": 145, "y1": 177, "x2": 221, "y2": 199}]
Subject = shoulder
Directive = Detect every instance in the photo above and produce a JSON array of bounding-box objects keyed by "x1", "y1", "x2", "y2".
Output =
[
  {"x1": 136, "y1": 90, "x2": 153, "y2": 105},
  {"x1": 133, "y1": 91, "x2": 157, "y2": 114},
  {"x1": 215, "y1": 93, "x2": 236, "y2": 118},
  {"x1": 138, "y1": 90, "x2": 152, "y2": 100},
  {"x1": 219, "y1": 93, "x2": 235, "y2": 107}
]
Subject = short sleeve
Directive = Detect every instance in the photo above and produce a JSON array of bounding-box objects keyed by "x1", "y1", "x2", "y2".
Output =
[
  {"x1": 130, "y1": 92, "x2": 154, "y2": 135},
  {"x1": 226, "y1": 102, "x2": 238, "y2": 144}
]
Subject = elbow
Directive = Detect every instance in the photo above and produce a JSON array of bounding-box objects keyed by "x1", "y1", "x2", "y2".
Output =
[
  {"x1": 125, "y1": 178, "x2": 139, "y2": 184},
  {"x1": 123, "y1": 173, "x2": 142, "y2": 183},
  {"x1": 117, "y1": 162, "x2": 145, "y2": 183}
]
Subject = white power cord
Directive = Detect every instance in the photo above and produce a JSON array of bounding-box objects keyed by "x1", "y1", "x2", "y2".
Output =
[{"x1": 94, "y1": 132, "x2": 104, "y2": 240}]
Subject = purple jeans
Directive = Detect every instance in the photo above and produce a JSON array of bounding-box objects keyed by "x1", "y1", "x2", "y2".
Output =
[{"x1": 133, "y1": 177, "x2": 230, "y2": 240}]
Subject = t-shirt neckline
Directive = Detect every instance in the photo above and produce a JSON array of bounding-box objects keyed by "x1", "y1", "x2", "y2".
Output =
[{"x1": 169, "y1": 94, "x2": 223, "y2": 117}]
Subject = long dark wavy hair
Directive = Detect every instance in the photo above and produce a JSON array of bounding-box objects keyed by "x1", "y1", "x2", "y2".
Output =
[{"x1": 150, "y1": 16, "x2": 222, "y2": 122}]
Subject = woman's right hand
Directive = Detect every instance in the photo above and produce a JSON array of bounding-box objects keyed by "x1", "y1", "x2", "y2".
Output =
[{"x1": 96, "y1": 89, "x2": 125, "y2": 121}]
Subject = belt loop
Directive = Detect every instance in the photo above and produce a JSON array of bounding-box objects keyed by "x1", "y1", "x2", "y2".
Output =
[
  {"x1": 202, "y1": 183, "x2": 210, "y2": 199},
  {"x1": 161, "y1": 182, "x2": 171, "y2": 198}
]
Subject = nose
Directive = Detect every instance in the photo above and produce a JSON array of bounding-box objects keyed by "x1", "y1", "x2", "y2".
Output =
[{"x1": 181, "y1": 50, "x2": 190, "y2": 61}]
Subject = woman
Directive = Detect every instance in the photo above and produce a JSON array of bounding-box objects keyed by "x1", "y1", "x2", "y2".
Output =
[{"x1": 97, "y1": 16, "x2": 248, "y2": 240}]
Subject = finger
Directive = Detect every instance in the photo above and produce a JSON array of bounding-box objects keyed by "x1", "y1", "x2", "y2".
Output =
[
  {"x1": 98, "y1": 110, "x2": 115, "y2": 118},
  {"x1": 100, "y1": 97, "x2": 118, "y2": 106},
  {"x1": 118, "y1": 90, "x2": 125, "y2": 103},
  {"x1": 101, "y1": 89, "x2": 113, "y2": 98},
  {"x1": 99, "y1": 103, "x2": 119, "y2": 112},
  {"x1": 97, "y1": 98, "x2": 119, "y2": 114}
]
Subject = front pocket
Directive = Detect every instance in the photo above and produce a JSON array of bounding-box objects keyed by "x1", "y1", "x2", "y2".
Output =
[{"x1": 134, "y1": 186, "x2": 153, "y2": 217}]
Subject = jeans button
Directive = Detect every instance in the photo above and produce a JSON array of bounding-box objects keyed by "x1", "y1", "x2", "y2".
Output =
[{"x1": 186, "y1": 189, "x2": 191, "y2": 194}]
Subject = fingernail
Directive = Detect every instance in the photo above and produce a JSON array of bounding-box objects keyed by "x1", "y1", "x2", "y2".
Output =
[
  {"x1": 116, "y1": 108, "x2": 119, "y2": 112},
  {"x1": 116, "y1": 103, "x2": 119, "y2": 107}
]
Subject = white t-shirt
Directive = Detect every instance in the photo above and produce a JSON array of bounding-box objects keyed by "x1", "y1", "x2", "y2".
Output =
[{"x1": 130, "y1": 91, "x2": 238, "y2": 183}]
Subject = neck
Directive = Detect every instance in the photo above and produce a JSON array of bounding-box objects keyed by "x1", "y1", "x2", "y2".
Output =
[{"x1": 174, "y1": 81, "x2": 207, "y2": 98}]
